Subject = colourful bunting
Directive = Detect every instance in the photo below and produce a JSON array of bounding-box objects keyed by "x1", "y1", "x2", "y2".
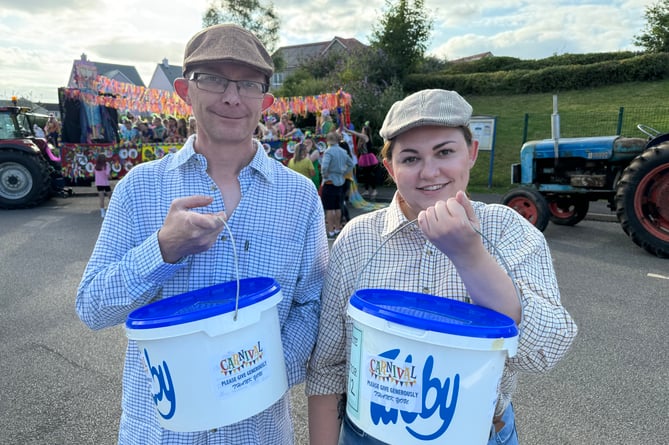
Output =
[{"x1": 62, "y1": 75, "x2": 192, "y2": 117}]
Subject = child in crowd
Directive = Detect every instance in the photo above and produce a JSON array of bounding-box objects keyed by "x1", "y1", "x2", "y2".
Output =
[{"x1": 94, "y1": 153, "x2": 112, "y2": 218}]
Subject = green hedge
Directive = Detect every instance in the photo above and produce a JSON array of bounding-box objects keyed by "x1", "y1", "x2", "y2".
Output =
[
  {"x1": 442, "y1": 51, "x2": 641, "y2": 74},
  {"x1": 406, "y1": 52, "x2": 669, "y2": 95}
]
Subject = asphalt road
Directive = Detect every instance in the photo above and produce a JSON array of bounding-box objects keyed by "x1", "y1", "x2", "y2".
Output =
[{"x1": 0, "y1": 192, "x2": 667, "y2": 444}]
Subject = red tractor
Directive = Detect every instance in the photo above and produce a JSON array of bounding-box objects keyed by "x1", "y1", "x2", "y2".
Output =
[{"x1": 0, "y1": 102, "x2": 69, "y2": 209}]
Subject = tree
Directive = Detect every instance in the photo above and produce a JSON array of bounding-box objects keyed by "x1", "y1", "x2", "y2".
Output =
[
  {"x1": 369, "y1": 0, "x2": 433, "y2": 80},
  {"x1": 202, "y1": 0, "x2": 282, "y2": 68},
  {"x1": 634, "y1": 0, "x2": 669, "y2": 53}
]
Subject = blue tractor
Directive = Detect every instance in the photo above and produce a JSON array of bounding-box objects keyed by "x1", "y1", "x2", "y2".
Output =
[{"x1": 502, "y1": 125, "x2": 669, "y2": 258}]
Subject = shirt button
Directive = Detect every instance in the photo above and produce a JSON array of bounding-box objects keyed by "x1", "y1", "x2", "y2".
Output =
[
  {"x1": 220, "y1": 235, "x2": 228, "y2": 241},
  {"x1": 210, "y1": 428, "x2": 218, "y2": 433},
  {"x1": 426, "y1": 249, "x2": 433, "y2": 256},
  {"x1": 422, "y1": 287, "x2": 430, "y2": 293},
  {"x1": 210, "y1": 185, "x2": 217, "y2": 191}
]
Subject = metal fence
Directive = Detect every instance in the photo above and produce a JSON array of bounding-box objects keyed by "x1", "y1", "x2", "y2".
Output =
[{"x1": 522, "y1": 107, "x2": 669, "y2": 142}]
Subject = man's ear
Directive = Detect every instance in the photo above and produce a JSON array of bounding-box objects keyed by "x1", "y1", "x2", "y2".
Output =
[
  {"x1": 261, "y1": 93, "x2": 275, "y2": 111},
  {"x1": 173, "y1": 78, "x2": 191, "y2": 105}
]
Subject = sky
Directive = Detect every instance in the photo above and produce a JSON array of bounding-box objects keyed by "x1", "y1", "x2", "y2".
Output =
[{"x1": 0, "y1": 0, "x2": 657, "y2": 104}]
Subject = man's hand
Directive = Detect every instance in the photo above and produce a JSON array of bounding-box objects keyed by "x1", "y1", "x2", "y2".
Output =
[{"x1": 157, "y1": 195, "x2": 228, "y2": 263}]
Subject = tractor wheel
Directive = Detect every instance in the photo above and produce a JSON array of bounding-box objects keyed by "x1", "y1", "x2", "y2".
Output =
[
  {"x1": 0, "y1": 150, "x2": 51, "y2": 209},
  {"x1": 502, "y1": 187, "x2": 550, "y2": 231},
  {"x1": 547, "y1": 194, "x2": 589, "y2": 226},
  {"x1": 615, "y1": 143, "x2": 669, "y2": 258}
]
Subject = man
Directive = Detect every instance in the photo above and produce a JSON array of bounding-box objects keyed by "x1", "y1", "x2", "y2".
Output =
[
  {"x1": 76, "y1": 24, "x2": 328, "y2": 444},
  {"x1": 320, "y1": 131, "x2": 354, "y2": 239}
]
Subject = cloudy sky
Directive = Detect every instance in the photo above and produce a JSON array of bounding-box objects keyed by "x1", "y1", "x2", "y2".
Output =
[{"x1": 0, "y1": 0, "x2": 655, "y2": 104}]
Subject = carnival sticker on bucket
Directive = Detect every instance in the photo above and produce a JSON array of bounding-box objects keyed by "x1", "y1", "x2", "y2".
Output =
[
  {"x1": 215, "y1": 340, "x2": 271, "y2": 396},
  {"x1": 364, "y1": 350, "x2": 423, "y2": 413}
]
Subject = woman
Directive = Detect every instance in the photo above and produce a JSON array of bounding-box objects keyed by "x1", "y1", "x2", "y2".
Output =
[
  {"x1": 304, "y1": 135, "x2": 322, "y2": 189},
  {"x1": 306, "y1": 89, "x2": 578, "y2": 445},
  {"x1": 287, "y1": 142, "x2": 316, "y2": 181},
  {"x1": 353, "y1": 122, "x2": 379, "y2": 198},
  {"x1": 44, "y1": 114, "x2": 60, "y2": 147},
  {"x1": 176, "y1": 117, "x2": 188, "y2": 141}
]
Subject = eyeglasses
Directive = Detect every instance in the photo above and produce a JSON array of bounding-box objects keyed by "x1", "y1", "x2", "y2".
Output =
[{"x1": 189, "y1": 72, "x2": 268, "y2": 99}]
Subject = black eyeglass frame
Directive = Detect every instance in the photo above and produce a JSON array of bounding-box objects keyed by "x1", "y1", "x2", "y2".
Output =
[{"x1": 188, "y1": 72, "x2": 269, "y2": 98}]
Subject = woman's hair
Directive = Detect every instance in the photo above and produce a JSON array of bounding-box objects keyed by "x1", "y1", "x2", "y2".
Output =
[
  {"x1": 95, "y1": 154, "x2": 107, "y2": 171},
  {"x1": 293, "y1": 143, "x2": 308, "y2": 162},
  {"x1": 380, "y1": 126, "x2": 473, "y2": 161}
]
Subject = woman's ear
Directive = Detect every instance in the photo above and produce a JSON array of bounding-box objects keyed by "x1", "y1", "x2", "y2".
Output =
[
  {"x1": 383, "y1": 158, "x2": 395, "y2": 181},
  {"x1": 173, "y1": 78, "x2": 191, "y2": 105},
  {"x1": 469, "y1": 139, "x2": 480, "y2": 168}
]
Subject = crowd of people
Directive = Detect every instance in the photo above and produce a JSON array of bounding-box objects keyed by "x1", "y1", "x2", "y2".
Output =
[
  {"x1": 118, "y1": 113, "x2": 197, "y2": 144},
  {"x1": 281, "y1": 121, "x2": 383, "y2": 238},
  {"x1": 75, "y1": 23, "x2": 577, "y2": 445}
]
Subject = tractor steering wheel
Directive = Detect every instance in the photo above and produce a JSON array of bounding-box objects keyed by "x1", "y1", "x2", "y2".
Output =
[{"x1": 636, "y1": 124, "x2": 661, "y2": 139}]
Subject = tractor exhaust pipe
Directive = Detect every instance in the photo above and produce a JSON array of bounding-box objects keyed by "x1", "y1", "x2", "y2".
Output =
[{"x1": 552, "y1": 94, "x2": 560, "y2": 166}]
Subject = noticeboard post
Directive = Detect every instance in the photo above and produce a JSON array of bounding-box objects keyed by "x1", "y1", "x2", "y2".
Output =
[{"x1": 469, "y1": 116, "x2": 497, "y2": 188}]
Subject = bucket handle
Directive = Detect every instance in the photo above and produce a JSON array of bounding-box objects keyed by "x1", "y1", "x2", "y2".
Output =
[
  {"x1": 220, "y1": 217, "x2": 241, "y2": 321},
  {"x1": 355, "y1": 217, "x2": 524, "y2": 328}
]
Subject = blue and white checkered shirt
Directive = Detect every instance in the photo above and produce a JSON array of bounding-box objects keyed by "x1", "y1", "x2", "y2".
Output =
[{"x1": 76, "y1": 136, "x2": 328, "y2": 444}]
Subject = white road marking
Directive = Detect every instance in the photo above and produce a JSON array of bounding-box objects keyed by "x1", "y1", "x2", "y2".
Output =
[{"x1": 647, "y1": 273, "x2": 669, "y2": 280}]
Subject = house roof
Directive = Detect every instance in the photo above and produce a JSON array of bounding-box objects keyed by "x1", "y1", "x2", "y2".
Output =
[
  {"x1": 274, "y1": 37, "x2": 366, "y2": 69},
  {"x1": 92, "y1": 61, "x2": 145, "y2": 87},
  {"x1": 450, "y1": 51, "x2": 494, "y2": 64},
  {"x1": 156, "y1": 58, "x2": 183, "y2": 86},
  {"x1": 68, "y1": 54, "x2": 146, "y2": 88}
]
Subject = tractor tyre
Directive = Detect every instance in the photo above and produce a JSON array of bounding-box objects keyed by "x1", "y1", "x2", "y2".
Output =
[
  {"x1": 502, "y1": 187, "x2": 550, "y2": 231},
  {"x1": 0, "y1": 149, "x2": 51, "y2": 209},
  {"x1": 615, "y1": 142, "x2": 669, "y2": 258},
  {"x1": 547, "y1": 194, "x2": 589, "y2": 226}
]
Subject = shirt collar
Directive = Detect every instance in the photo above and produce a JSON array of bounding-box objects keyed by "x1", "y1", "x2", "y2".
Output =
[
  {"x1": 165, "y1": 136, "x2": 275, "y2": 184},
  {"x1": 382, "y1": 192, "x2": 419, "y2": 237}
]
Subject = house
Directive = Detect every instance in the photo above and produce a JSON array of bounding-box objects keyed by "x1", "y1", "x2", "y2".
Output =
[
  {"x1": 271, "y1": 37, "x2": 366, "y2": 89},
  {"x1": 67, "y1": 53, "x2": 145, "y2": 89},
  {"x1": 148, "y1": 58, "x2": 183, "y2": 92},
  {"x1": 449, "y1": 51, "x2": 494, "y2": 64}
]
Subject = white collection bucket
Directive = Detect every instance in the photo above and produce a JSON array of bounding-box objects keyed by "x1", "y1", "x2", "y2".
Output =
[
  {"x1": 346, "y1": 288, "x2": 518, "y2": 445},
  {"x1": 125, "y1": 277, "x2": 287, "y2": 432}
]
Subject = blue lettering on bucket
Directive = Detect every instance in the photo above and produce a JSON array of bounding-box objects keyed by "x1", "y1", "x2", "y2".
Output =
[
  {"x1": 144, "y1": 349, "x2": 176, "y2": 420},
  {"x1": 369, "y1": 350, "x2": 459, "y2": 441}
]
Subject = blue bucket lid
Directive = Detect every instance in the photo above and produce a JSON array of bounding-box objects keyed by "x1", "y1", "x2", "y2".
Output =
[
  {"x1": 126, "y1": 277, "x2": 280, "y2": 330},
  {"x1": 350, "y1": 289, "x2": 518, "y2": 339}
]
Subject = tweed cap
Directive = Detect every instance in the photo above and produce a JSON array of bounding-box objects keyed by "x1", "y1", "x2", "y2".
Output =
[
  {"x1": 379, "y1": 89, "x2": 473, "y2": 141},
  {"x1": 182, "y1": 24, "x2": 274, "y2": 79}
]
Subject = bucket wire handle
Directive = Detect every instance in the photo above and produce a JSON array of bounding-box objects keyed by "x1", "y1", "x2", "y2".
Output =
[
  {"x1": 355, "y1": 217, "x2": 524, "y2": 327},
  {"x1": 219, "y1": 217, "x2": 241, "y2": 321}
]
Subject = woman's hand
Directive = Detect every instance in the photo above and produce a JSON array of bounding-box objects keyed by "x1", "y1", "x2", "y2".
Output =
[{"x1": 417, "y1": 191, "x2": 484, "y2": 264}]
